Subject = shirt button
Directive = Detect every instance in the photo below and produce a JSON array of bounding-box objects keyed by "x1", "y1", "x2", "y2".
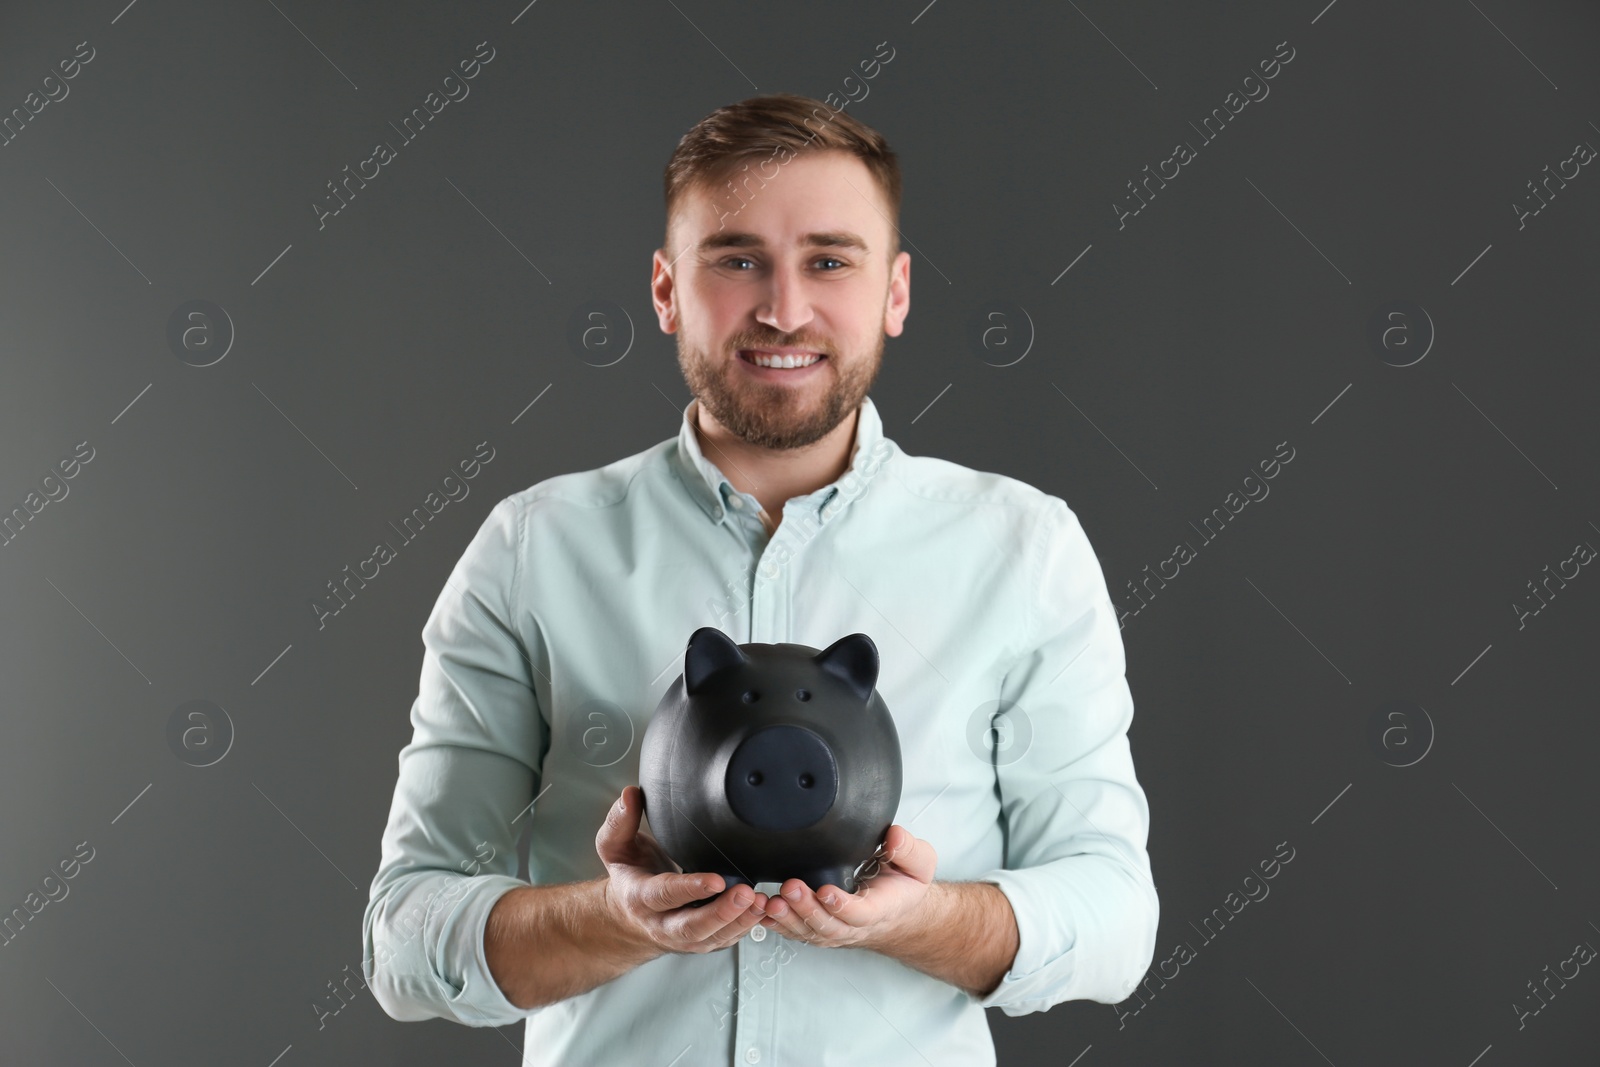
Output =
[
  {"x1": 728, "y1": 495, "x2": 744, "y2": 510},
  {"x1": 745, "y1": 1049, "x2": 761, "y2": 1064},
  {"x1": 749, "y1": 923, "x2": 766, "y2": 941}
]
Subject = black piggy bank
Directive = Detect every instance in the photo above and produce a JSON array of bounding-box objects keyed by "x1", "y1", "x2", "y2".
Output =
[{"x1": 638, "y1": 626, "x2": 903, "y2": 897}]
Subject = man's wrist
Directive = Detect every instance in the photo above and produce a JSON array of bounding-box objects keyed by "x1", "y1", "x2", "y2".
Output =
[
  {"x1": 862, "y1": 880, "x2": 1019, "y2": 999},
  {"x1": 593, "y1": 878, "x2": 663, "y2": 967},
  {"x1": 483, "y1": 877, "x2": 668, "y2": 1011},
  {"x1": 863, "y1": 879, "x2": 946, "y2": 954}
]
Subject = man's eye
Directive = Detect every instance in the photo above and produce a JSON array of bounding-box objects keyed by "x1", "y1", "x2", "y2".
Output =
[{"x1": 717, "y1": 257, "x2": 849, "y2": 271}]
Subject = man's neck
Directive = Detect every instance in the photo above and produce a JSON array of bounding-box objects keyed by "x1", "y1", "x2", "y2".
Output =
[{"x1": 693, "y1": 403, "x2": 860, "y2": 533}]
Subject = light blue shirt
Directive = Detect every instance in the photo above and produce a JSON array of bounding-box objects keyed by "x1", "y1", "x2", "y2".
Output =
[{"x1": 363, "y1": 394, "x2": 1159, "y2": 1065}]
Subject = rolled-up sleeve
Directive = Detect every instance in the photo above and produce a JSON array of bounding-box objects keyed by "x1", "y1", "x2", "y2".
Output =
[
  {"x1": 971, "y1": 496, "x2": 1159, "y2": 1016},
  {"x1": 361, "y1": 496, "x2": 547, "y2": 1026}
]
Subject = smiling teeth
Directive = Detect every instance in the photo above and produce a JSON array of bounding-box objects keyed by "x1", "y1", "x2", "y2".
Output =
[{"x1": 748, "y1": 352, "x2": 820, "y2": 368}]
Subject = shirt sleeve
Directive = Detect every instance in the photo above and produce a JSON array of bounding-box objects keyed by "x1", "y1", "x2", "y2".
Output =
[
  {"x1": 361, "y1": 496, "x2": 546, "y2": 1026},
  {"x1": 969, "y1": 495, "x2": 1159, "y2": 1016}
]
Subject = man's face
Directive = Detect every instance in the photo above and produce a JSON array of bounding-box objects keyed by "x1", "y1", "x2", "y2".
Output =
[{"x1": 652, "y1": 149, "x2": 910, "y2": 451}]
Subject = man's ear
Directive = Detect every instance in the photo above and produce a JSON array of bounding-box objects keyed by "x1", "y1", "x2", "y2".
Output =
[
  {"x1": 650, "y1": 248, "x2": 678, "y2": 334},
  {"x1": 882, "y1": 250, "x2": 911, "y2": 338}
]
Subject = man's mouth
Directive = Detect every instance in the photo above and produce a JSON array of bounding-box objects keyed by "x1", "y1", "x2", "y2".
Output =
[{"x1": 738, "y1": 349, "x2": 826, "y2": 370}]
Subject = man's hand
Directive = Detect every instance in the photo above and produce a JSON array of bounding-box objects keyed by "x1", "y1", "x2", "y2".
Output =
[
  {"x1": 759, "y1": 824, "x2": 937, "y2": 949},
  {"x1": 597, "y1": 785, "x2": 770, "y2": 955}
]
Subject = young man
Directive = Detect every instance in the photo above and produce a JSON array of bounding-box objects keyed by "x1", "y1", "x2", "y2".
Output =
[{"x1": 363, "y1": 93, "x2": 1158, "y2": 1065}]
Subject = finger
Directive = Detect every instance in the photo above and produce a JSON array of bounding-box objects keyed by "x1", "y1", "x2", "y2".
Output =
[
  {"x1": 670, "y1": 885, "x2": 762, "y2": 943},
  {"x1": 882, "y1": 826, "x2": 937, "y2": 882},
  {"x1": 701, "y1": 894, "x2": 770, "y2": 950},
  {"x1": 762, "y1": 895, "x2": 820, "y2": 942},
  {"x1": 800, "y1": 879, "x2": 880, "y2": 939},
  {"x1": 644, "y1": 871, "x2": 726, "y2": 913},
  {"x1": 770, "y1": 882, "x2": 840, "y2": 939},
  {"x1": 595, "y1": 787, "x2": 641, "y2": 863}
]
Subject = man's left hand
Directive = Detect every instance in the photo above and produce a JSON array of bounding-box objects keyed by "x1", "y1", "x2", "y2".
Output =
[{"x1": 758, "y1": 824, "x2": 937, "y2": 950}]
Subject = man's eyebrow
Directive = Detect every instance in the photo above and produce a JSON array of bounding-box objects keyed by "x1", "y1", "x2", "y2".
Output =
[{"x1": 696, "y1": 231, "x2": 870, "y2": 254}]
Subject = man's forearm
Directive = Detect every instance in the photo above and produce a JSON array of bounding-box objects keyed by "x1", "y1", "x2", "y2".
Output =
[
  {"x1": 866, "y1": 881, "x2": 1019, "y2": 999},
  {"x1": 484, "y1": 879, "x2": 663, "y2": 1010}
]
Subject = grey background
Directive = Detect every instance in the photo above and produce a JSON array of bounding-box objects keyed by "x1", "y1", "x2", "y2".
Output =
[{"x1": 2, "y1": 0, "x2": 1597, "y2": 1063}]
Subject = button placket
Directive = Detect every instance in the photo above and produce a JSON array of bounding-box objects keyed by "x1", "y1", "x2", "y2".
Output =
[
  {"x1": 733, "y1": 917, "x2": 786, "y2": 1064},
  {"x1": 732, "y1": 937, "x2": 759, "y2": 1060}
]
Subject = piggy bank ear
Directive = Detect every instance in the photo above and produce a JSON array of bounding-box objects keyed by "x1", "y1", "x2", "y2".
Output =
[
  {"x1": 685, "y1": 626, "x2": 748, "y2": 694},
  {"x1": 813, "y1": 632, "x2": 879, "y2": 702}
]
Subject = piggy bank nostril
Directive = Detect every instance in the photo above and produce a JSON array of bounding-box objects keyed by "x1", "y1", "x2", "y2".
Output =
[
  {"x1": 742, "y1": 690, "x2": 760, "y2": 703},
  {"x1": 798, "y1": 773, "x2": 814, "y2": 788},
  {"x1": 748, "y1": 771, "x2": 763, "y2": 786},
  {"x1": 795, "y1": 689, "x2": 811, "y2": 701}
]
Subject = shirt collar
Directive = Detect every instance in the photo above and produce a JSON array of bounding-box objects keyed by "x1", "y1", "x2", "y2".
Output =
[{"x1": 669, "y1": 394, "x2": 887, "y2": 528}]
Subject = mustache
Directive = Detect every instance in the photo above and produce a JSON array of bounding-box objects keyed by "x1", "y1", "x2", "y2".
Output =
[{"x1": 731, "y1": 339, "x2": 830, "y2": 354}]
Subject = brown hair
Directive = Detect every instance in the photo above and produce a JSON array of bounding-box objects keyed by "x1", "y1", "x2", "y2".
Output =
[{"x1": 662, "y1": 92, "x2": 902, "y2": 261}]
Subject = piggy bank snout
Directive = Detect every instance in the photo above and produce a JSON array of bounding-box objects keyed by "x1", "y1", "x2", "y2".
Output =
[{"x1": 725, "y1": 724, "x2": 839, "y2": 832}]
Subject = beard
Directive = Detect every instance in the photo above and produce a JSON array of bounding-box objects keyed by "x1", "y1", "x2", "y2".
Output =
[{"x1": 677, "y1": 330, "x2": 883, "y2": 451}]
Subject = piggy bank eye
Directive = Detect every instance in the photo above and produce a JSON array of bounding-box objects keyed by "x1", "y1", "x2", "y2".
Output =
[
  {"x1": 795, "y1": 689, "x2": 811, "y2": 701},
  {"x1": 742, "y1": 690, "x2": 760, "y2": 703}
]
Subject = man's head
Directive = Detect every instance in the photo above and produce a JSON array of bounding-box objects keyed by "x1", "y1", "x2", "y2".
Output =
[{"x1": 652, "y1": 93, "x2": 910, "y2": 451}]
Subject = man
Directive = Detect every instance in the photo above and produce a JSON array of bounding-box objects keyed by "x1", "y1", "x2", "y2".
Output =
[{"x1": 363, "y1": 92, "x2": 1158, "y2": 1065}]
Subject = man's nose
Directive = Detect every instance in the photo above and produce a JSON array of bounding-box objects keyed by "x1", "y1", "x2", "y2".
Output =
[{"x1": 754, "y1": 266, "x2": 815, "y2": 336}]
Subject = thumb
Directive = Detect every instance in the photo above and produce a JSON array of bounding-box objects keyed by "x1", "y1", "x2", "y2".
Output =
[
  {"x1": 884, "y1": 825, "x2": 937, "y2": 884},
  {"x1": 595, "y1": 787, "x2": 641, "y2": 862}
]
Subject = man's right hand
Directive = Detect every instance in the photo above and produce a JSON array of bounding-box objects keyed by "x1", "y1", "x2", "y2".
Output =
[{"x1": 597, "y1": 785, "x2": 769, "y2": 954}]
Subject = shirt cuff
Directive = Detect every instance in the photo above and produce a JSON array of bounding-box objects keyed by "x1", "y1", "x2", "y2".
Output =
[
  {"x1": 969, "y1": 868, "x2": 1075, "y2": 1016},
  {"x1": 445, "y1": 874, "x2": 537, "y2": 1026}
]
